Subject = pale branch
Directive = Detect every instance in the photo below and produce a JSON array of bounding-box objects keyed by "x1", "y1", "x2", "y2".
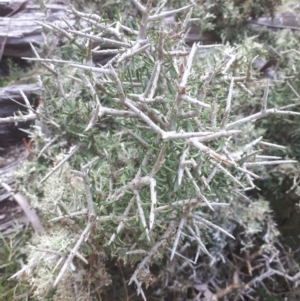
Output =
[
  {"x1": 192, "y1": 214, "x2": 235, "y2": 240},
  {"x1": 39, "y1": 144, "x2": 81, "y2": 184},
  {"x1": 124, "y1": 99, "x2": 165, "y2": 136},
  {"x1": 162, "y1": 130, "x2": 240, "y2": 141},
  {"x1": 186, "y1": 224, "x2": 213, "y2": 259},
  {"x1": 179, "y1": 43, "x2": 197, "y2": 95},
  {"x1": 222, "y1": 54, "x2": 236, "y2": 75},
  {"x1": 244, "y1": 170, "x2": 256, "y2": 189},
  {"x1": 109, "y1": 65, "x2": 126, "y2": 102},
  {"x1": 53, "y1": 220, "x2": 95, "y2": 287},
  {"x1": 132, "y1": 0, "x2": 150, "y2": 41},
  {"x1": 6, "y1": 94, "x2": 59, "y2": 128},
  {"x1": 173, "y1": 43, "x2": 198, "y2": 119},
  {"x1": 184, "y1": 167, "x2": 214, "y2": 211},
  {"x1": 38, "y1": 136, "x2": 59, "y2": 158},
  {"x1": 178, "y1": 145, "x2": 190, "y2": 186},
  {"x1": 85, "y1": 103, "x2": 100, "y2": 132},
  {"x1": 163, "y1": 50, "x2": 190, "y2": 56},
  {"x1": 262, "y1": 78, "x2": 270, "y2": 112},
  {"x1": 171, "y1": 215, "x2": 187, "y2": 260},
  {"x1": 80, "y1": 162, "x2": 97, "y2": 221},
  {"x1": 134, "y1": 190, "x2": 151, "y2": 242},
  {"x1": 117, "y1": 43, "x2": 151, "y2": 64},
  {"x1": 167, "y1": 247, "x2": 199, "y2": 264},
  {"x1": 102, "y1": 107, "x2": 138, "y2": 118},
  {"x1": 206, "y1": 167, "x2": 218, "y2": 184},
  {"x1": 211, "y1": 161, "x2": 245, "y2": 188},
  {"x1": 125, "y1": 129, "x2": 149, "y2": 147},
  {"x1": 143, "y1": 31, "x2": 164, "y2": 98},
  {"x1": 93, "y1": 49, "x2": 120, "y2": 55},
  {"x1": 68, "y1": 29, "x2": 131, "y2": 48},
  {"x1": 236, "y1": 81, "x2": 253, "y2": 96},
  {"x1": 143, "y1": 60, "x2": 162, "y2": 99},
  {"x1": 244, "y1": 160, "x2": 297, "y2": 167},
  {"x1": 36, "y1": 21, "x2": 84, "y2": 50},
  {"x1": 220, "y1": 78, "x2": 234, "y2": 128},
  {"x1": 128, "y1": 94, "x2": 164, "y2": 103},
  {"x1": 71, "y1": 12, "x2": 127, "y2": 42},
  {"x1": 149, "y1": 144, "x2": 167, "y2": 177},
  {"x1": 234, "y1": 165, "x2": 260, "y2": 179},
  {"x1": 8, "y1": 261, "x2": 38, "y2": 281},
  {"x1": 129, "y1": 222, "x2": 177, "y2": 290},
  {"x1": 155, "y1": 200, "x2": 229, "y2": 213},
  {"x1": 231, "y1": 136, "x2": 263, "y2": 160},
  {"x1": 82, "y1": 74, "x2": 101, "y2": 106},
  {"x1": 180, "y1": 94, "x2": 211, "y2": 109},
  {"x1": 256, "y1": 155, "x2": 282, "y2": 160},
  {"x1": 103, "y1": 149, "x2": 115, "y2": 199},
  {"x1": 189, "y1": 139, "x2": 232, "y2": 165},
  {"x1": 226, "y1": 108, "x2": 300, "y2": 129},
  {"x1": 31, "y1": 42, "x2": 66, "y2": 97},
  {"x1": 149, "y1": 4, "x2": 194, "y2": 21},
  {"x1": 259, "y1": 141, "x2": 286, "y2": 150},
  {"x1": 118, "y1": 23, "x2": 139, "y2": 35},
  {"x1": 196, "y1": 130, "x2": 240, "y2": 142},
  {"x1": 108, "y1": 200, "x2": 133, "y2": 245},
  {"x1": 48, "y1": 209, "x2": 88, "y2": 222},
  {"x1": 132, "y1": 0, "x2": 147, "y2": 15},
  {"x1": 23, "y1": 57, "x2": 112, "y2": 74},
  {"x1": 149, "y1": 178, "x2": 157, "y2": 230},
  {"x1": 0, "y1": 113, "x2": 36, "y2": 123},
  {"x1": 126, "y1": 249, "x2": 149, "y2": 255}
]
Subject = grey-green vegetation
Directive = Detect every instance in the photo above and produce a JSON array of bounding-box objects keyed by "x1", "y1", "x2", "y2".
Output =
[{"x1": 2, "y1": 0, "x2": 300, "y2": 300}]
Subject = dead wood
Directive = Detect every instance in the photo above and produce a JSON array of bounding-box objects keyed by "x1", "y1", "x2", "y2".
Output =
[
  {"x1": 0, "y1": 84, "x2": 40, "y2": 147},
  {"x1": 0, "y1": 0, "x2": 73, "y2": 58}
]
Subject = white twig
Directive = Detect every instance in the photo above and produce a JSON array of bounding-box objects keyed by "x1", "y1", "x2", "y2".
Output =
[
  {"x1": 0, "y1": 113, "x2": 36, "y2": 123},
  {"x1": 262, "y1": 79, "x2": 270, "y2": 112},
  {"x1": 259, "y1": 141, "x2": 286, "y2": 150},
  {"x1": 178, "y1": 145, "x2": 190, "y2": 186},
  {"x1": 171, "y1": 216, "x2": 186, "y2": 261},
  {"x1": 149, "y1": 4, "x2": 194, "y2": 21},
  {"x1": 39, "y1": 144, "x2": 81, "y2": 184},
  {"x1": 226, "y1": 108, "x2": 300, "y2": 129},
  {"x1": 129, "y1": 222, "x2": 176, "y2": 287},
  {"x1": 23, "y1": 57, "x2": 112, "y2": 74},
  {"x1": 192, "y1": 214, "x2": 235, "y2": 239},
  {"x1": 184, "y1": 167, "x2": 214, "y2": 211},
  {"x1": 108, "y1": 200, "x2": 133, "y2": 245},
  {"x1": 244, "y1": 160, "x2": 297, "y2": 167},
  {"x1": 186, "y1": 224, "x2": 214, "y2": 259},
  {"x1": 53, "y1": 221, "x2": 94, "y2": 287},
  {"x1": 134, "y1": 190, "x2": 150, "y2": 242},
  {"x1": 149, "y1": 178, "x2": 157, "y2": 230},
  {"x1": 221, "y1": 78, "x2": 234, "y2": 128},
  {"x1": 180, "y1": 94, "x2": 211, "y2": 109}
]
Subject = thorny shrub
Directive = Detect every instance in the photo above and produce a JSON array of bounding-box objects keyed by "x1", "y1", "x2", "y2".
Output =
[{"x1": 9, "y1": 0, "x2": 300, "y2": 300}]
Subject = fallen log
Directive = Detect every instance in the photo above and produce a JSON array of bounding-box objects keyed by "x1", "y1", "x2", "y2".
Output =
[
  {"x1": 0, "y1": 84, "x2": 40, "y2": 147},
  {"x1": 0, "y1": 0, "x2": 220, "y2": 64},
  {"x1": 0, "y1": 0, "x2": 73, "y2": 59},
  {"x1": 0, "y1": 83, "x2": 39, "y2": 230}
]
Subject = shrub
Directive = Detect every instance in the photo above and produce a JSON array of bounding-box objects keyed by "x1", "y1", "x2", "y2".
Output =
[{"x1": 10, "y1": 1, "x2": 300, "y2": 300}]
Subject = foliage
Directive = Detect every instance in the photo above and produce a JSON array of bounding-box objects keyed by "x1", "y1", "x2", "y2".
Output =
[
  {"x1": 4, "y1": 0, "x2": 300, "y2": 300},
  {"x1": 0, "y1": 227, "x2": 33, "y2": 301},
  {"x1": 76, "y1": 0, "x2": 282, "y2": 42}
]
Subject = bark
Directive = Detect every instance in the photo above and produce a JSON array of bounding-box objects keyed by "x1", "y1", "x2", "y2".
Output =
[
  {"x1": 0, "y1": 1, "x2": 73, "y2": 58},
  {"x1": 0, "y1": 83, "x2": 38, "y2": 228},
  {"x1": 0, "y1": 0, "x2": 220, "y2": 62},
  {"x1": 0, "y1": 84, "x2": 40, "y2": 146}
]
